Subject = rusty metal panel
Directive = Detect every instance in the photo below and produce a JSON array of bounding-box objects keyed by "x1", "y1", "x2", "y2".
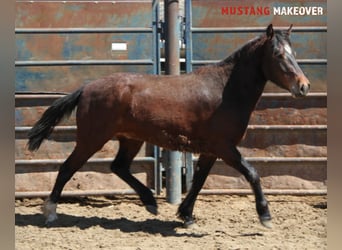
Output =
[
  {"x1": 204, "y1": 158, "x2": 326, "y2": 190},
  {"x1": 186, "y1": 0, "x2": 327, "y2": 94},
  {"x1": 262, "y1": 64, "x2": 327, "y2": 93},
  {"x1": 15, "y1": 65, "x2": 154, "y2": 92},
  {"x1": 184, "y1": 0, "x2": 327, "y2": 192},
  {"x1": 191, "y1": 0, "x2": 326, "y2": 27},
  {"x1": 15, "y1": 93, "x2": 327, "y2": 127},
  {"x1": 16, "y1": 1, "x2": 153, "y2": 28},
  {"x1": 16, "y1": 33, "x2": 154, "y2": 61},
  {"x1": 15, "y1": 0, "x2": 161, "y2": 196},
  {"x1": 15, "y1": 159, "x2": 155, "y2": 192},
  {"x1": 15, "y1": 0, "x2": 159, "y2": 93},
  {"x1": 191, "y1": 31, "x2": 326, "y2": 61}
]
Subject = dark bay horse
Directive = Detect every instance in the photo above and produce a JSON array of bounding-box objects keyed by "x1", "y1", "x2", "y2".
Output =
[{"x1": 28, "y1": 24, "x2": 310, "y2": 228}]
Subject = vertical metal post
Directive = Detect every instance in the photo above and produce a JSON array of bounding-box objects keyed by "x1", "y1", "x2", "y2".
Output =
[
  {"x1": 184, "y1": 0, "x2": 194, "y2": 193},
  {"x1": 152, "y1": 0, "x2": 162, "y2": 196},
  {"x1": 164, "y1": 0, "x2": 182, "y2": 204},
  {"x1": 185, "y1": 0, "x2": 193, "y2": 73},
  {"x1": 152, "y1": 0, "x2": 161, "y2": 75},
  {"x1": 164, "y1": 0, "x2": 180, "y2": 76}
]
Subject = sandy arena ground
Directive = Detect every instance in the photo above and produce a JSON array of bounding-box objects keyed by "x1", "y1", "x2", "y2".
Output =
[{"x1": 15, "y1": 194, "x2": 326, "y2": 250}]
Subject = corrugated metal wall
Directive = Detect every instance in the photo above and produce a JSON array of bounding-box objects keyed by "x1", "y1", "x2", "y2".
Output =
[
  {"x1": 15, "y1": 0, "x2": 327, "y2": 197},
  {"x1": 15, "y1": 0, "x2": 160, "y2": 197}
]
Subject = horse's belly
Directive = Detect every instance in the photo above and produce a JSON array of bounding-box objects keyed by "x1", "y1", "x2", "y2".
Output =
[
  {"x1": 154, "y1": 132, "x2": 207, "y2": 153},
  {"x1": 117, "y1": 130, "x2": 210, "y2": 154}
]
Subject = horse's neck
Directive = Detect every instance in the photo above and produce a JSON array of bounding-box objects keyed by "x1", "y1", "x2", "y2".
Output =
[{"x1": 220, "y1": 42, "x2": 267, "y2": 111}]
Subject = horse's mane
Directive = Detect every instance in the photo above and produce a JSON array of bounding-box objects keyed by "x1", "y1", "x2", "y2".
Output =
[
  {"x1": 193, "y1": 34, "x2": 267, "y2": 77},
  {"x1": 217, "y1": 34, "x2": 268, "y2": 67}
]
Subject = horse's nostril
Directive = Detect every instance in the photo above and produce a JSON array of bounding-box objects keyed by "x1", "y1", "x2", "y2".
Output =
[{"x1": 300, "y1": 83, "x2": 310, "y2": 95}]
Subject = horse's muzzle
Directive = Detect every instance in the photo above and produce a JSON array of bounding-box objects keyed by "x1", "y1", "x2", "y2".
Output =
[
  {"x1": 292, "y1": 74, "x2": 310, "y2": 97},
  {"x1": 299, "y1": 81, "x2": 310, "y2": 96}
]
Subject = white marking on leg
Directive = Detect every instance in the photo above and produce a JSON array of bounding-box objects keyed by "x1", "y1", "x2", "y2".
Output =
[{"x1": 42, "y1": 198, "x2": 58, "y2": 224}]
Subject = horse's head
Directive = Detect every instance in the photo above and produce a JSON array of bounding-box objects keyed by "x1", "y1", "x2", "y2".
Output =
[{"x1": 262, "y1": 24, "x2": 310, "y2": 97}]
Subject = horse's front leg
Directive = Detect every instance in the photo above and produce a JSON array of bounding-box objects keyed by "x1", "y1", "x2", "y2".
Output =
[
  {"x1": 177, "y1": 154, "x2": 216, "y2": 227},
  {"x1": 222, "y1": 146, "x2": 272, "y2": 228}
]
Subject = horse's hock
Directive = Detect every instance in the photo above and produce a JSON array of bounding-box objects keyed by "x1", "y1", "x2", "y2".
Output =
[{"x1": 15, "y1": 0, "x2": 327, "y2": 196}]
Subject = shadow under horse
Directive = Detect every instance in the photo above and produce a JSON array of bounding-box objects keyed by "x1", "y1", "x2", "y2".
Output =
[{"x1": 27, "y1": 24, "x2": 310, "y2": 228}]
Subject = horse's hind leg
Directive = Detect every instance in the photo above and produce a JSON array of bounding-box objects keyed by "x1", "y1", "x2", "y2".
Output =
[
  {"x1": 111, "y1": 137, "x2": 157, "y2": 215},
  {"x1": 43, "y1": 144, "x2": 103, "y2": 224},
  {"x1": 177, "y1": 154, "x2": 217, "y2": 227}
]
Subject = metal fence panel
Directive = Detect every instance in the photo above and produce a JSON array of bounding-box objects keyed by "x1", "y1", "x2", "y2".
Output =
[
  {"x1": 15, "y1": 0, "x2": 161, "y2": 196},
  {"x1": 185, "y1": 0, "x2": 327, "y2": 193}
]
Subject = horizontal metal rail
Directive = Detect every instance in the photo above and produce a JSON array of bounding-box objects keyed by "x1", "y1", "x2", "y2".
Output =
[
  {"x1": 192, "y1": 156, "x2": 327, "y2": 164},
  {"x1": 14, "y1": 188, "x2": 326, "y2": 199},
  {"x1": 240, "y1": 156, "x2": 326, "y2": 163},
  {"x1": 15, "y1": 189, "x2": 142, "y2": 199},
  {"x1": 15, "y1": 124, "x2": 327, "y2": 134},
  {"x1": 15, "y1": 27, "x2": 153, "y2": 34},
  {"x1": 247, "y1": 124, "x2": 327, "y2": 130},
  {"x1": 191, "y1": 59, "x2": 327, "y2": 65},
  {"x1": 261, "y1": 92, "x2": 327, "y2": 98},
  {"x1": 191, "y1": 26, "x2": 327, "y2": 33},
  {"x1": 14, "y1": 92, "x2": 327, "y2": 108},
  {"x1": 16, "y1": 156, "x2": 327, "y2": 168},
  {"x1": 16, "y1": 157, "x2": 155, "y2": 166},
  {"x1": 14, "y1": 92, "x2": 327, "y2": 98},
  {"x1": 15, "y1": 59, "x2": 154, "y2": 67},
  {"x1": 16, "y1": 0, "x2": 154, "y2": 3},
  {"x1": 199, "y1": 189, "x2": 327, "y2": 196},
  {"x1": 15, "y1": 124, "x2": 327, "y2": 142}
]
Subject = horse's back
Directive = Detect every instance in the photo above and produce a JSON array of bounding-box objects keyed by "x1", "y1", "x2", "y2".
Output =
[{"x1": 75, "y1": 71, "x2": 237, "y2": 153}]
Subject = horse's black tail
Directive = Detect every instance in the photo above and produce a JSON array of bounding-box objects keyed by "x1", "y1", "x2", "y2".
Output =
[{"x1": 27, "y1": 87, "x2": 84, "y2": 151}]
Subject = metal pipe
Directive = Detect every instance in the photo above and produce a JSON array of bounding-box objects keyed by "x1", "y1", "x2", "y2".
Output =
[
  {"x1": 15, "y1": 189, "x2": 140, "y2": 199},
  {"x1": 164, "y1": 0, "x2": 182, "y2": 205},
  {"x1": 15, "y1": 157, "x2": 156, "y2": 166},
  {"x1": 15, "y1": 124, "x2": 327, "y2": 134},
  {"x1": 15, "y1": 27, "x2": 152, "y2": 34},
  {"x1": 15, "y1": 59, "x2": 154, "y2": 67},
  {"x1": 15, "y1": 92, "x2": 327, "y2": 108},
  {"x1": 191, "y1": 59, "x2": 327, "y2": 65},
  {"x1": 191, "y1": 26, "x2": 328, "y2": 33},
  {"x1": 198, "y1": 189, "x2": 327, "y2": 196},
  {"x1": 165, "y1": 150, "x2": 182, "y2": 204},
  {"x1": 164, "y1": 0, "x2": 180, "y2": 76},
  {"x1": 15, "y1": 188, "x2": 326, "y2": 199},
  {"x1": 14, "y1": 92, "x2": 327, "y2": 100},
  {"x1": 185, "y1": 0, "x2": 193, "y2": 73}
]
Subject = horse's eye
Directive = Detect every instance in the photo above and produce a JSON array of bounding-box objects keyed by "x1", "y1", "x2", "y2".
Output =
[{"x1": 275, "y1": 53, "x2": 284, "y2": 59}]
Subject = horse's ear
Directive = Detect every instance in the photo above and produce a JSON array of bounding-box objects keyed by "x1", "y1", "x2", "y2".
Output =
[
  {"x1": 287, "y1": 24, "x2": 293, "y2": 35},
  {"x1": 266, "y1": 24, "x2": 274, "y2": 40}
]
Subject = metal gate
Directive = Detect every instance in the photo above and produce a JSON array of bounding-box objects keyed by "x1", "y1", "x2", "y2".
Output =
[
  {"x1": 184, "y1": 0, "x2": 327, "y2": 194},
  {"x1": 15, "y1": 0, "x2": 162, "y2": 197},
  {"x1": 15, "y1": 0, "x2": 327, "y2": 198}
]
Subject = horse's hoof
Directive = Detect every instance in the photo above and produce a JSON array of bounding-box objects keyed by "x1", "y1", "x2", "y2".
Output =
[
  {"x1": 145, "y1": 205, "x2": 158, "y2": 215},
  {"x1": 42, "y1": 198, "x2": 58, "y2": 224},
  {"x1": 183, "y1": 220, "x2": 199, "y2": 229},
  {"x1": 260, "y1": 218, "x2": 273, "y2": 229},
  {"x1": 45, "y1": 213, "x2": 58, "y2": 225}
]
